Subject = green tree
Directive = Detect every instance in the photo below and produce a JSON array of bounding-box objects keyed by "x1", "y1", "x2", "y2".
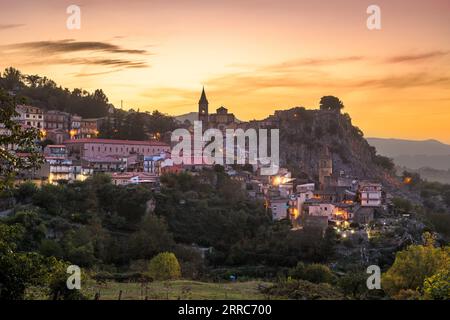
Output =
[
  {"x1": 0, "y1": 224, "x2": 47, "y2": 299},
  {"x1": 337, "y1": 271, "x2": 370, "y2": 299},
  {"x1": 128, "y1": 214, "x2": 175, "y2": 260},
  {"x1": 147, "y1": 252, "x2": 181, "y2": 281},
  {"x1": 0, "y1": 88, "x2": 43, "y2": 192},
  {"x1": 382, "y1": 242, "x2": 449, "y2": 299}
]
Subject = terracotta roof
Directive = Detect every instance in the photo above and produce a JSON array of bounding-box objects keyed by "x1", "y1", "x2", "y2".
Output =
[
  {"x1": 63, "y1": 138, "x2": 169, "y2": 147},
  {"x1": 47, "y1": 145, "x2": 66, "y2": 148}
]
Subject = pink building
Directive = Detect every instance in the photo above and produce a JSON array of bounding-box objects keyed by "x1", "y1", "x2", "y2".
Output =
[{"x1": 64, "y1": 138, "x2": 170, "y2": 159}]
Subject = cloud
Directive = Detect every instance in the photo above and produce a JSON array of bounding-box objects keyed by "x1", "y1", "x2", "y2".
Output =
[
  {"x1": 0, "y1": 24, "x2": 25, "y2": 30},
  {"x1": 52, "y1": 57, "x2": 149, "y2": 69},
  {"x1": 0, "y1": 39, "x2": 151, "y2": 73},
  {"x1": 203, "y1": 53, "x2": 450, "y2": 94},
  {"x1": 385, "y1": 51, "x2": 450, "y2": 63},
  {"x1": 3, "y1": 39, "x2": 149, "y2": 55}
]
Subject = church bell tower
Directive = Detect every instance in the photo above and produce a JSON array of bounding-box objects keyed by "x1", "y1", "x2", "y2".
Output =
[{"x1": 198, "y1": 86, "x2": 209, "y2": 125}]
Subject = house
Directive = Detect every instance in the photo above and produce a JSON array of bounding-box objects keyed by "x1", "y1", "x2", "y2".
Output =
[
  {"x1": 44, "y1": 110, "x2": 71, "y2": 130},
  {"x1": 269, "y1": 198, "x2": 289, "y2": 220},
  {"x1": 144, "y1": 153, "x2": 168, "y2": 175},
  {"x1": 47, "y1": 159, "x2": 90, "y2": 183},
  {"x1": 353, "y1": 207, "x2": 375, "y2": 224},
  {"x1": 44, "y1": 145, "x2": 67, "y2": 160},
  {"x1": 46, "y1": 128, "x2": 69, "y2": 144},
  {"x1": 15, "y1": 105, "x2": 44, "y2": 129},
  {"x1": 78, "y1": 118, "x2": 99, "y2": 139},
  {"x1": 359, "y1": 182, "x2": 383, "y2": 207},
  {"x1": 307, "y1": 202, "x2": 336, "y2": 219}
]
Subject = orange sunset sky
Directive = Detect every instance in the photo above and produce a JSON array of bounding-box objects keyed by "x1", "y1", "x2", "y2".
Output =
[{"x1": 1, "y1": 0, "x2": 449, "y2": 143}]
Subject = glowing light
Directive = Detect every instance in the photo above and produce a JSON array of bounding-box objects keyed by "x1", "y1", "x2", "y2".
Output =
[
  {"x1": 273, "y1": 176, "x2": 282, "y2": 186},
  {"x1": 404, "y1": 177, "x2": 413, "y2": 184},
  {"x1": 69, "y1": 129, "x2": 77, "y2": 139}
]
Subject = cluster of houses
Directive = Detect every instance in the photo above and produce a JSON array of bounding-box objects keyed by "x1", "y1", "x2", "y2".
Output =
[
  {"x1": 3, "y1": 104, "x2": 173, "y2": 186},
  {"x1": 13, "y1": 105, "x2": 100, "y2": 143},
  {"x1": 36, "y1": 139, "x2": 171, "y2": 186},
  {"x1": 5, "y1": 92, "x2": 387, "y2": 232},
  {"x1": 244, "y1": 146, "x2": 385, "y2": 232}
]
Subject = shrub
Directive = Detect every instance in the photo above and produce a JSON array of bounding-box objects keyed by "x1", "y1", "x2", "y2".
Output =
[
  {"x1": 289, "y1": 262, "x2": 335, "y2": 284},
  {"x1": 261, "y1": 279, "x2": 344, "y2": 300},
  {"x1": 147, "y1": 252, "x2": 181, "y2": 281}
]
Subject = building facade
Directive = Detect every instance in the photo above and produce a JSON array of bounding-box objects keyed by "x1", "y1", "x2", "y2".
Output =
[
  {"x1": 64, "y1": 138, "x2": 170, "y2": 159},
  {"x1": 15, "y1": 105, "x2": 44, "y2": 129}
]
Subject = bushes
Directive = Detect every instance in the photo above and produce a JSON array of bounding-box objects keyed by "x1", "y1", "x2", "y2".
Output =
[
  {"x1": 261, "y1": 279, "x2": 344, "y2": 300},
  {"x1": 147, "y1": 252, "x2": 181, "y2": 281},
  {"x1": 382, "y1": 240, "x2": 449, "y2": 299},
  {"x1": 423, "y1": 269, "x2": 450, "y2": 300},
  {"x1": 289, "y1": 262, "x2": 336, "y2": 284}
]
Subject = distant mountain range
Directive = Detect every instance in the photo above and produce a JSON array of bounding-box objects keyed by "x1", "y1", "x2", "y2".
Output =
[
  {"x1": 174, "y1": 112, "x2": 199, "y2": 124},
  {"x1": 367, "y1": 138, "x2": 450, "y2": 183}
]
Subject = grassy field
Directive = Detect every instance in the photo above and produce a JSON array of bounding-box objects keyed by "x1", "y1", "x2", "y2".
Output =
[{"x1": 81, "y1": 280, "x2": 271, "y2": 300}]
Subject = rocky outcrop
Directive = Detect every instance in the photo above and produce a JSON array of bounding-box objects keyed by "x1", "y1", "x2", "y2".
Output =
[{"x1": 253, "y1": 107, "x2": 398, "y2": 187}]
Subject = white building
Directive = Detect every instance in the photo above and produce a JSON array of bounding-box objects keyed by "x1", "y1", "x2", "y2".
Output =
[
  {"x1": 308, "y1": 203, "x2": 336, "y2": 219},
  {"x1": 15, "y1": 105, "x2": 44, "y2": 129},
  {"x1": 359, "y1": 182, "x2": 382, "y2": 207}
]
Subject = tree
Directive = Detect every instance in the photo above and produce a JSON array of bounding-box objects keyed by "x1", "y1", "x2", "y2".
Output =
[
  {"x1": 0, "y1": 224, "x2": 49, "y2": 299},
  {"x1": 128, "y1": 214, "x2": 175, "y2": 260},
  {"x1": 147, "y1": 252, "x2": 181, "y2": 281},
  {"x1": 0, "y1": 88, "x2": 43, "y2": 192},
  {"x1": 423, "y1": 269, "x2": 450, "y2": 300},
  {"x1": 382, "y1": 241, "x2": 449, "y2": 299},
  {"x1": 319, "y1": 96, "x2": 344, "y2": 112},
  {"x1": 1, "y1": 67, "x2": 23, "y2": 91},
  {"x1": 337, "y1": 271, "x2": 370, "y2": 299}
]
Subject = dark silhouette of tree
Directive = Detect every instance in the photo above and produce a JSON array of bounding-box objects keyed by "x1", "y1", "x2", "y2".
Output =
[
  {"x1": 1, "y1": 67, "x2": 24, "y2": 91},
  {"x1": 319, "y1": 96, "x2": 344, "y2": 112}
]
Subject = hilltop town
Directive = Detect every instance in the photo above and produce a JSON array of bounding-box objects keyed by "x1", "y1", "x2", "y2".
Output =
[
  {"x1": 1, "y1": 70, "x2": 449, "y2": 300},
  {"x1": 3, "y1": 87, "x2": 394, "y2": 230}
]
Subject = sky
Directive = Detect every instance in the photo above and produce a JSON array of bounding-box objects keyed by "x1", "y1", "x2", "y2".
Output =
[{"x1": 1, "y1": 0, "x2": 450, "y2": 143}]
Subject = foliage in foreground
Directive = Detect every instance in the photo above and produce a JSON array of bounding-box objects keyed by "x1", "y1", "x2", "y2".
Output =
[{"x1": 382, "y1": 233, "x2": 449, "y2": 300}]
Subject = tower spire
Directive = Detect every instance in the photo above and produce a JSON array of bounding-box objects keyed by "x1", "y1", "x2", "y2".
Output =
[
  {"x1": 199, "y1": 86, "x2": 208, "y2": 104},
  {"x1": 198, "y1": 86, "x2": 209, "y2": 124}
]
